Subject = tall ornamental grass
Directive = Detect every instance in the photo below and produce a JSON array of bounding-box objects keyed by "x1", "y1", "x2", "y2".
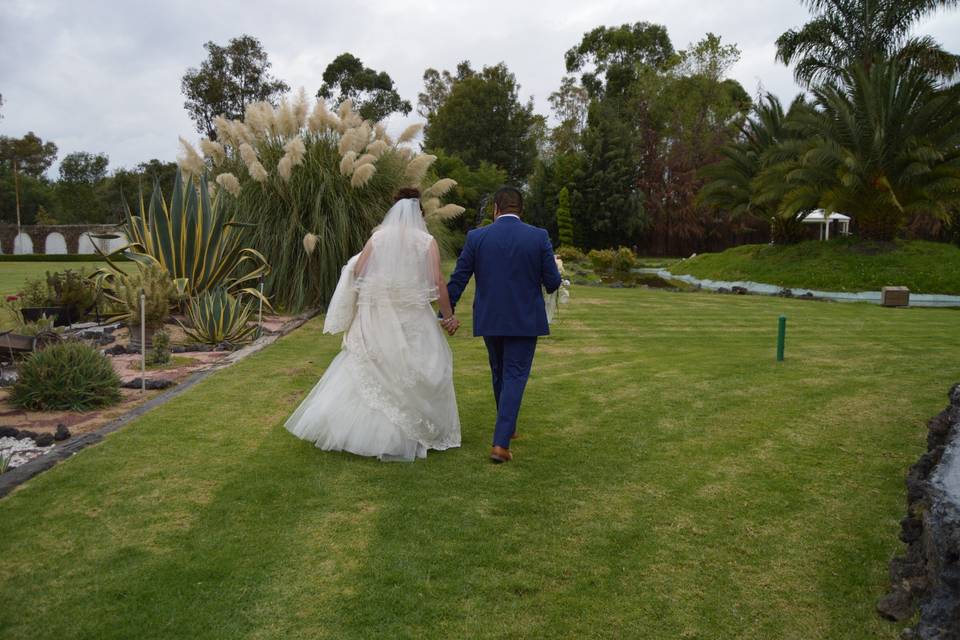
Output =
[{"x1": 179, "y1": 90, "x2": 464, "y2": 312}]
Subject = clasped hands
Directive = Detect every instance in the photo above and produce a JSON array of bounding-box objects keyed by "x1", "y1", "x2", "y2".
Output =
[{"x1": 440, "y1": 315, "x2": 460, "y2": 336}]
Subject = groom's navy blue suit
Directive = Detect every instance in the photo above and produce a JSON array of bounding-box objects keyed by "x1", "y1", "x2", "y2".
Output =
[{"x1": 447, "y1": 215, "x2": 562, "y2": 448}]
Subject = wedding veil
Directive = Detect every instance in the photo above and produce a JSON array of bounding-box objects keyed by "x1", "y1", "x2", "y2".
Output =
[{"x1": 356, "y1": 197, "x2": 440, "y2": 304}]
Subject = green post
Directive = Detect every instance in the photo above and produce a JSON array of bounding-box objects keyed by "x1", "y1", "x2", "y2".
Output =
[{"x1": 776, "y1": 316, "x2": 786, "y2": 362}]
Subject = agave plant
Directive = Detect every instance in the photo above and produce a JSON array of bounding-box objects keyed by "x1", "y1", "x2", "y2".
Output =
[
  {"x1": 178, "y1": 90, "x2": 464, "y2": 312},
  {"x1": 94, "y1": 169, "x2": 270, "y2": 306},
  {"x1": 181, "y1": 288, "x2": 256, "y2": 345}
]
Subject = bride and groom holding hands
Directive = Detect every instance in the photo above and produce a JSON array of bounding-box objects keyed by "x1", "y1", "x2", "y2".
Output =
[{"x1": 285, "y1": 186, "x2": 563, "y2": 464}]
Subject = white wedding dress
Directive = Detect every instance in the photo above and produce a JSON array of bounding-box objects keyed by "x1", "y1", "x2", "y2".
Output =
[{"x1": 285, "y1": 199, "x2": 461, "y2": 461}]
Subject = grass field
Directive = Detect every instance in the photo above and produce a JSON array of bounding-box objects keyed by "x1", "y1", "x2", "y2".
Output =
[
  {"x1": 671, "y1": 239, "x2": 960, "y2": 294},
  {"x1": 0, "y1": 260, "x2": 136, "y2": 296},
  {"x1": 0, "y1": 280, "x2": 957, "y2": 638}
]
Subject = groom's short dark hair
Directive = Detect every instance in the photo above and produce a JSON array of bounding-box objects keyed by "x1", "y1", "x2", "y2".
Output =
[{"x1": 494, "y1": 187, "x2": 523, "y2": 214}]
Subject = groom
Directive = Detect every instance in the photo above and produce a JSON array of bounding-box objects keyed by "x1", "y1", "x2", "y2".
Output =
[{"x1": 445, "y1": 187, "x2": 562, "y2": 463}]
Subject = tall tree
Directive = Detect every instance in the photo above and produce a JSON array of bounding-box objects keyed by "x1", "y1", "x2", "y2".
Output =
[
  {"x1": 423, "y1": 62, "x2": 539, "y2": 183},
  {"x1": 417, "y1": 62, "x2": 474, "y2": 119},
  {"x1": 565, "y1": 22, "x2": 675, "y2": 98},
  {"x1": 776, "y1": 0, "x2": 960, "y2": 86},
  {"x1": 0, "y1": 132, "x2": 58, "y2": 231},
  {"x1": 317, "y1": 53, "x2": 411, "y2": 122},
  {"x1": 760, "y1": 61, "x2": 960, "y2": 241},
  {"x1": 181, "y1": 35, "x2": 289, "y2": 138},
  {"x1": 548, "y1": 76, "x2": 590, "y2": 154},
  {"x1": 56, "y1": 152, "x2": 111, "y2": 223},
  {"x1": 699, "y1": 94, "x2": 810, "y2": 243}
]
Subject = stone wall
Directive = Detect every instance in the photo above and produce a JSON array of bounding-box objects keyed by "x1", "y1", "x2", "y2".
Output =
[
  {"x1": 878, "y1": 383, "x2": 960, "y2": 639},
  {"x1": 0, "y1": 224, "x2": 127, "y2": 255}
]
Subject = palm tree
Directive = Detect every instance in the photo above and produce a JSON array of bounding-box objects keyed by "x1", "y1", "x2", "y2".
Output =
[
  {"x1": 776, "y1": 0, "x2": 960, "y2": 86},
  {"x1": 698, "y1": 94, "x2": 810, "y2": 242},
  {"x1": 766, "y1": 61, "x2": 960, "y2": 241}
]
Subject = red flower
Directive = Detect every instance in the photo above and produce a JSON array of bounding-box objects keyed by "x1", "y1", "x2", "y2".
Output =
[{"x1": 5, "y1": 295, "x2": 18, "y2": 302}]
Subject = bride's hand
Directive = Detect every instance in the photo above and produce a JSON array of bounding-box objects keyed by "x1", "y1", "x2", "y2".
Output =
[{"x1": 441, "y1": 315, "x2": 460, "y2": 336}]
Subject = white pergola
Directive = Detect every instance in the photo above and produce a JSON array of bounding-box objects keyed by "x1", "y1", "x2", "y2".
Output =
[{"x1": 798, "y1": 210, "x2": 851, "y2": 240}]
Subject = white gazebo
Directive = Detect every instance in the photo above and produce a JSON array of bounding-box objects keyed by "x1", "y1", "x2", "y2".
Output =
[{"x1": 798, "y1": 210, "x2": 851, "y2": 240}]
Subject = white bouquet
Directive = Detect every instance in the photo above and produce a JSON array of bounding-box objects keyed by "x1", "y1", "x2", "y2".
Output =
[{"x1": 545, "y1": 256, "x2": 571, "y2": 324}]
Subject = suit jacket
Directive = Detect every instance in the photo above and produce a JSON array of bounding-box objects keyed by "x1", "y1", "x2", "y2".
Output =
[{"x1": 447, "y1": 215, "x2": 562, "y2": 337}]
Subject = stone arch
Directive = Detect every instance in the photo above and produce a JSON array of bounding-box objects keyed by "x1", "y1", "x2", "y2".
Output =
[
  {"x1": 76, "y1": 232, "x2": 97, "y2": 254},
  {"x1": 13, "y1": 233, "x2": 33, "y2": 255},
  {"x1": 45, "y1": 232, "x2": 68, "y2": 255}
]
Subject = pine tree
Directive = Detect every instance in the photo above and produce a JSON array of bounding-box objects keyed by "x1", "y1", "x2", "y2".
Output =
[{"x1": 557, "y1": 186, "x2": 574, "y2": 246}]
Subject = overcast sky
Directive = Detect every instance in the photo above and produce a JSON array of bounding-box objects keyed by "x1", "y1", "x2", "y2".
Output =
[{"x1": 3, "y1": 0, "x2": 960, "y2": 176}]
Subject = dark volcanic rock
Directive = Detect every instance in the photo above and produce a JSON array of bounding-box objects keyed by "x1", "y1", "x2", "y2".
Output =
[
  {"x1": 15, "y1": 430, "x2": 39, "y2": 441},
  {"x1": 777, "y1": 288, "x2": 794, "y2": 297},
  {"x1": 877, "y1": 586, "x2": 915, "y2": 621},
  {"x1": 34, "y1": 433, "x2": 54, "y2": 447},
  {"x1": 54, "y1": 424, "x2": 71, "y2": 441},
  {"x1": 731, "y1": 285, "x2": 748, "y2": 295},
  {"x1": 0, "y1": 426, "x2": 19, "y2": 438},
  {"x1": 121, "y1": 378, "x2": 175, "y2": 390},
  {"x1": 880, "y1": 382, "x2": 960, "y2": 638},
  {"x1": 103, "y1": 344, "x2": 127, "y2": 356}
]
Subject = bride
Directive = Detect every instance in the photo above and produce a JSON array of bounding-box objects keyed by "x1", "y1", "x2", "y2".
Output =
[{"x1": 285, "y1": 189, "x2": 462, "y2": 461}]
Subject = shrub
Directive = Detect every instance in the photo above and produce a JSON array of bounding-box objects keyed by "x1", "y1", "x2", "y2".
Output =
[
  {"x1": 555, "y1": 246, "x2": 586, "y2": 262},
  {"x1": 116, "y1": 264, "x2": 176, "y2": 331},
  {"x1": 613, "y1": 247, "x2": 638, "y2": 272},
  {"x1": 150, "y1": 328, "x2": 171, "y2": 365},
  {"x1": 588, "y1": 249, "x2": 616, "y2": 272},
  {"x1": 19, "y1": 278, "x2": 49, "y2": 307},
  {"x1": 10, "y1": 342, "x2": 121, "y2": 411},
  {"x1": 182, "y1": 288, "x2": 256, "y2": 345}
]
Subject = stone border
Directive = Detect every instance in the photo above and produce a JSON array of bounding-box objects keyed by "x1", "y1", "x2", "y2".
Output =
[
  {"x1": 877, "y1": 383, "x2": 960, "y2": 638},
  {"x1": 0, "y1": 308, "x2": 320, "y2": 499}
]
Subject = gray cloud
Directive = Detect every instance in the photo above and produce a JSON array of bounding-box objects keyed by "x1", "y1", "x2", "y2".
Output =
[{"x1": 1, "y1": 0, "x2": 958, "y2": 175}]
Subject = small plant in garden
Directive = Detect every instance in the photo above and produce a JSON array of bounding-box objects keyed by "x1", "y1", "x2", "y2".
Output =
[
  {"x1": 588, "y1": 249, "x2": 617, "y2": 272},
  {"x1": 0, "y1": 451, "x2": 11, "y2": 474},
  {"x1": 18, "y1": 278, "x2": 49, "y2": 307},
  {"x1": 613, "y1": 247, "x2": 638, "y2": 272},
  {"x1": 150, "y1": 328, "x2": 171, "y2": 366},
  {"x1": 555, "y1": 246, "x2": 585, "y2": 262},
  {"x1": 10, "y1": 341, "x2": 121, "y2": 411},
  {"x1": 114, "y1": 264, "x2": 177, "y2": 333},
  {"x1": 182, "y1": 288, "x2": 256, "y2": 346},
  {"x1": 46, "y1": 269, "x2": 98, "y2": 314}
]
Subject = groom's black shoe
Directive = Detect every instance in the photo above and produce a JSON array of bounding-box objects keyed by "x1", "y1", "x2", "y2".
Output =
[{"x1": 490, "y1": 446, "x2": 513, "y2": 463}]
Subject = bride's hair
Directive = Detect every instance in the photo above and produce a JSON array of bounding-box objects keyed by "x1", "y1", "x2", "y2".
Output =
[{"x1": 394, "y1": 187, "x2": 421, "y2": 202}]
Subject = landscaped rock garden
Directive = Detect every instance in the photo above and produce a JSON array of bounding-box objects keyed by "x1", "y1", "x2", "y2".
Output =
[{"x1": 878, "y1": 383, "x2": 960, "y2": 639}]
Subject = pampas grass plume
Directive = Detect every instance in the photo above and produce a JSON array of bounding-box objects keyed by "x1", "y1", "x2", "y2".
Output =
[
  {"x1": 404, "y1": 153, "x2": 436, "y2": 185},
  {"x1": 215, "y1": 172, "x2": 242, "y2": 197},
  {"x1": 397, "y1": 123, "x2": 423, "y2": 145},
  {"x1": 303, "y1": 233, "x2": 318, "y2": 254},
  {"x1": 351, "y1": 163, "x2": 377, "y2": 188},
  {"x1": 177, "y1": 137, "x2": 206, "y2": 177},
  {"x1": 425, "y1": 178, "x2": 456, "y2": 198},
  {"x1": 340, "y1": 151, "x2": 358, "y2": 176}
]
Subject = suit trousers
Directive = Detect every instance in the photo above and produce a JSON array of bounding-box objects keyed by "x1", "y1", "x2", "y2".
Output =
[{"x1": 482, "y1": 336, "x2": 538, "y2": 448}]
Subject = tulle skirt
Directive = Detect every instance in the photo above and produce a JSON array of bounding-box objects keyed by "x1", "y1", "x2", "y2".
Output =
[{"x1": 285, "y1": 302, "x2": 461, "y2": 462}]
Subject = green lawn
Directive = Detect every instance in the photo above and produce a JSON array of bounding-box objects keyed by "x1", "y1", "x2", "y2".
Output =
[
  {"x1": 671, "y1": 239, "x2": 960, "y2": 294},
  {"x1": 0, "y1": 260, "x2": 135, "y2": 296},
  {"x1": 0, "y1": 282, "x2": 957, "y2": 638}
]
